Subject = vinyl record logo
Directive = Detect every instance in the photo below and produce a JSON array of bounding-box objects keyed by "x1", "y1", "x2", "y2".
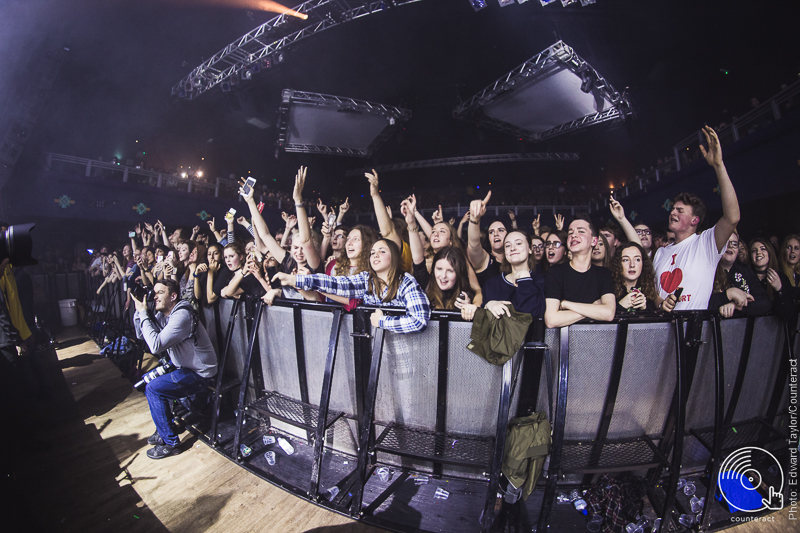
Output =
[{"x1": 717, "y1": 446, "x2": 784, "y2": 513}]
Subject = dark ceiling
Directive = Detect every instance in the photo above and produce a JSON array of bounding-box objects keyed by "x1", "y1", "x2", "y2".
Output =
[{"x1": 2, "y1": 0, "x2": 797, "y2": 197}]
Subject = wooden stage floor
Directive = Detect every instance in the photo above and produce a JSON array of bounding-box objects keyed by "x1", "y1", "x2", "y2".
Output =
[{"x1": 2, "y1": 327, "x2": 793, "y2": 532}]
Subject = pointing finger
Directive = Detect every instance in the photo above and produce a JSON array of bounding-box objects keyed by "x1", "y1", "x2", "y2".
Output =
[{"x1": 482, "y1": 191, "x2": 492, "y2": 205}]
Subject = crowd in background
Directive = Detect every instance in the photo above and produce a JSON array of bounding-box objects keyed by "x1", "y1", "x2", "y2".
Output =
[{"x1": 84, "y1": 126, "x2": 799, "y2": 340}]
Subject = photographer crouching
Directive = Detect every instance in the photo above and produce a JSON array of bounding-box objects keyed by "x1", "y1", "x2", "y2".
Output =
[{"x1": 131, "y1": 279, "x2": 217, "y2": 459}]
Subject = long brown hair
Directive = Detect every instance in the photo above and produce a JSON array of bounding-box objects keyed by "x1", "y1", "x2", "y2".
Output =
[
  {"x1": 779, "y1": 234, "x2": 800, "y2": 288},
  {"x1": 749, "y1": 237, "x2": 779, "y2": 300},
  {"x1": 610, "y1": 242, "x2": 658, "y2": 302},
  {"x1": 368, "y1": 239, "x2": 403, "y2": 303},
  {"x1": 593, "y1": 233, "x2": 612, "y2": 269},
  {"x1": 426, "y1": 247, "x2": 474, "y2": 310},
  {"x1": 335, "y1": 225, "x2": 378, "y2": 277}
]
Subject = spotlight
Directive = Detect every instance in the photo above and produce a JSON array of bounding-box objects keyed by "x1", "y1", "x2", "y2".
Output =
[
  {"x1": 468, "y1": 0, "x2": 488, "y2": 10},
  {"x1": 242, "y1": 69, "x2": 252, "y2": 81},
  {"x1": 184, "y1": 81, "x2": 194, "y2": 92},
  {"x1": 196, "y1": 171, "x2": 203, "y2": 178},
  {"x1": 560, "y1": 0, "x2": 577, "y2": 5},
  {"x1": 181, "y1": 172, "x2": 188, "y2": 178},
  {"x1": 276, "y1": 52, "x2": 285, "y2": 64},
  {"x1": 579, "y1": 0, "x2": 595, "y2": 4},
  {"x1": 498, "y1": 0, "x2": 514, "y2": 6},
  {"x1": 261, "y1": 57, "x2": 272, "y2": 69},
  {"x1": 539, "y1": 0, "x2": 558, "y2": 5}
]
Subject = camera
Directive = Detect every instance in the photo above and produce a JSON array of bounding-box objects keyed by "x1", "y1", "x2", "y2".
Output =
[
  {"x1": 130, "y1": 283, "x2": 155, "y2": 302},
  {"x1": 0, "y1": 222, "x2": 37, "y2": 266},
  {"x1": 134, "y1": 357, "x2": 175, "y2": 391}
]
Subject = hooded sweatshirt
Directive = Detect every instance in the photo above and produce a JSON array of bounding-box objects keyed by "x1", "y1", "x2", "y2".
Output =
[{"x1": 134, "y1": 299, "x2": 218, "y2": 378}]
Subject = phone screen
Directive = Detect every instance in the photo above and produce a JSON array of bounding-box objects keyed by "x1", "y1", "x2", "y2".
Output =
[
  {"x1": 129, "y1": 231, "x2": 136, "y2": 238},
  {"x1": 241, "y1": 177, "x2": 256, "y2": 196}
]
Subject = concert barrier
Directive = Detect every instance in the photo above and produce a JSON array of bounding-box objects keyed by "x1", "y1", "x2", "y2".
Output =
[{"x1": 181, "y1": 299, "x2": 794, "y2": 533}]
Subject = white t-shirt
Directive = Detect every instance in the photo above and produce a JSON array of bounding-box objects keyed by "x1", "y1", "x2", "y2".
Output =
[{"x1": 653, "y1": 227, "x2": 724, "y2": 311}]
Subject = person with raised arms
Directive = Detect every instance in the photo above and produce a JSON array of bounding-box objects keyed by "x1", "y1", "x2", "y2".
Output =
[{"x1": 652, "y1": 126, "x2": 740, "y2": 311}]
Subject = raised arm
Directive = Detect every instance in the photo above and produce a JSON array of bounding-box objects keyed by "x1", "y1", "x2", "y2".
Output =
[
  {"x1": 467, "y1": 191, "x2": 492, "y2": 272},
  {"x1": 609, "y1": 195, "x2": 642, "y2": 246},
  {"x1": 337, "y1": 197, "x2": 349, "y2": 225},
  {"x1": 701, "y1": 126, "x2": 740, "y2": 252},
  {"x1": 413, "y1": 209, "x2": 434, "y2": 239},
  {"x1": 403, "y1": 196, "x2": 425, "y2": 266},
  {"x1": 457, "y1": 211, "x2": 469, "y2": 241},
  {"x1": 366, "y1": 170, "x2": 402, "y2": 248},
  {"x1": 292, "y1": 166, "x2": 320, "y2": 270},
  {"x1": 240, "y1": 181, "x2": 287, "y2": 263}
]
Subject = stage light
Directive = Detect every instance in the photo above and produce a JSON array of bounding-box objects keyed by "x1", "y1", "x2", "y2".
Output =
[
  {"x1": 469, "y1": 0, "x2": 488, "y2": 10},
  {"x1": 539, "y1": 0, "x2": 559, "y2": 5},
  {"x1": 580, "y1": 70, "x2": 595, "y2": 93},
  {"x1": 242, "y1": 69, "x2": 253, "y2": 80},
  {"x1": 221, "y1": 81, "x2": 231, "y2": 92},
  {"x1": 181, "y1": 172, "x2": 188, "y2": 178},
  {"x1": 197, "y1": 171, "x2": 203, "y2": 177},
  {"x1": 560, "y1": 0, "x2": 577, "y2": 5},
  {"x1": 579, "y1": 0, "x2": 595, "y2": 4},
  {"x1": 498, "y1": 0, "x2": 514, "y2": 6},
  {"x1": 261, "y1": 57, "x2": 272, "y2": 69}
]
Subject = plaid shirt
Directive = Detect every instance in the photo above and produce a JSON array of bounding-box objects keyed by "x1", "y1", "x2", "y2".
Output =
[
  {"x1": 295, "y1": 271, "x2": 431, "y2": 334},
  {"x1": 585, "y1": 474, "x2": 626, "y2": 533}
]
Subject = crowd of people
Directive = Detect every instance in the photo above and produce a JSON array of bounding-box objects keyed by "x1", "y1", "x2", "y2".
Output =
[
  {"x1": 87, "y1": 126, "x2": 797, "y2": 340},
  {"x1": 81, "y1": 125, "x2": 800, "y2": 460}
]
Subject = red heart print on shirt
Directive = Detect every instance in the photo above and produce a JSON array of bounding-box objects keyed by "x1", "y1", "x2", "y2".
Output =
[{"x1": 660, "y1": 268, "x2": 683, "y2": 293}]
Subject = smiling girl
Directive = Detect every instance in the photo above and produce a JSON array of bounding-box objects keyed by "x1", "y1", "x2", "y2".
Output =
[
  {"x1": 749, "y1": 237, "x2": 795, "y2": 320},
  {"x1": 273, "y1": 239, "x2": 431, "y2": 333}
]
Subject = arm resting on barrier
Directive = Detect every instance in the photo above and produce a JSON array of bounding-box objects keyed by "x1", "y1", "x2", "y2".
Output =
[
  {"x1": 294, "y1": 271, "x2": 370, "y2": 299},
  {"x1": 377, "y1": 274, "x2": 431, "y2": 334},
  {"x1": 544, "y1": 294, "x2": 616, "y2": 328}
]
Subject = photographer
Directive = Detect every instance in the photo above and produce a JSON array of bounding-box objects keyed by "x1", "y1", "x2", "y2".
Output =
[{"x1": 132, "y1": 279, "x2": 217, "y2": 460}]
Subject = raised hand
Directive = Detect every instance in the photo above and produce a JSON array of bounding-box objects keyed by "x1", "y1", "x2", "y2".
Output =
[
  {"x1": 321, "y1": 221, "x2": 331, "y2": 237},
  {"x1": 206, "y1": 217, "x2": 215, "y2": 231},
  {"x1": 134, "y1": 223, "x2": 142, "y2": 235},
  {"x1": 293, "y1": 166, "x2": 307, "y2": 203},
  {"x1": 285, "y1": 215, "x2": 297, "y2": 229},
  {"x1": 609, "y1": 194, "x2": 626, "y2": 222},
  {"x1": 431, "y1": 205, "x2": 443, "y2": 224},
  {"x1": 448, "y1": 217, "x2": 456, "y2": 226},
  {"x1": 308, "y1": 216, "x2": 316, "y2": 227},
  {"x1": 699, "y1": 125, "x2": 723, "y2": 168},
  {"x1": 365, "y1": 170, "x2": 380, "y2": 197},
  {"x1": 144, "y1": 222, "x2": 154, "y2": 233},
  {"x1": 316, "y1": 198, "x2": 328, "y2": 216},
  {"x1": 766, "y1": 268, "x2": 782, "y2": 291},
  {"x1": 236, "y1": 216, "x2": 248, "y2": 227},
  {"x1": 192, "y1": 225, "x2": 200, "y2": 236},
  {"x1": 470, "y1": 191, "x2": 491, "y2": 222},
  {"x1": 339, "y1": 197, "x2": 350, "y2": 214},
  {"x1": 554, "y1": 214, "x2": 565, "y2": 231},
  {"x1": 507, "y1": 210, "x2": 516, "y2": 222},
  {"x1": 531, "y1": 214, "x2": 541, "y2": 234}
]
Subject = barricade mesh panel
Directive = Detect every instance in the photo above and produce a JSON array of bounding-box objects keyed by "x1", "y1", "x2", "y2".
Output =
[
  {"x1": 685, "y1": 325, "x2": 717, "y2": 431},
  {"x1": 300, "y1": 309, "x2": 359, "y2": 419},
  {"x1": 564, "y1": 324, "x2": 618, "y2": 440},
  {"x1": 373, "y1": 327, "x2": 439, "y2": 429},
  {"x1": 202, "y1": 306, "x2": 220, "y2": 355},
  {"x1": 259, "y1": 306, "x2": 302, "y2": 401},
  {"x1": 445, "y1": 321, "x2": 507, "y2": 437},
  {"x1": 731, "y1": 317, "x2": 783, "y2": 422},
  {"x1": 607, "y1": 322, "x2": 676, "y2": 439},
  {"x1": 681, "y1": 436, "x2": 712, "y2": 472},
  {"x1": 719, "y1": 318, "x2": 746, "y2": 413}
]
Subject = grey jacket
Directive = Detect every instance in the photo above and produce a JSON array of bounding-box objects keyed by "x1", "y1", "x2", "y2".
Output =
[{"x1": 134, "y1": 299, "x2": 218, "y2": 379}]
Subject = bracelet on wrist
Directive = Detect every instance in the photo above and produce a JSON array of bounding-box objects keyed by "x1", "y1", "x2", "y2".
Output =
[{"x1": 469, "y1": 219, "x2": 479, "y2": 225}]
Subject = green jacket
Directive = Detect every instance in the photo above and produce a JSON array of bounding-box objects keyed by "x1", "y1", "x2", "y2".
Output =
[
  {"x1": 502, "y1": 411, "x2": 551, "y2": 500},
  {"x1": 467, "y1": 305, "x2": 532, "y2": 366}
]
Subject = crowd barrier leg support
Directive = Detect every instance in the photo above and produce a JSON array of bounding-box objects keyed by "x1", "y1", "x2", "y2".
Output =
[
  {"x1": 351, "y1": 328, "x2": 385, "y2": 518},
  {"x1": 232, "y1": 301, "x2": 265, "y2": 462},
  {"x1": 211, "y1": 299, "x2": 242, "y2": 448},
  {"x1": 244, "y1": 298, "x2": 265, "y2": 400},
  {"x1": 723, "y1": 317, "x2": 755, "y2": 425},
  {"x1": 697, "y1": 316, "x2": 726, "y2": 532},
  {"x1": 309, "y1": 309, "x2": 343, "y2": 500},
  {"x1": 536, "y1": 326, "x2": 570, "y2": 533},
  {"x1": 480, "y1": 358, "x2": 513, "y2": 533}
]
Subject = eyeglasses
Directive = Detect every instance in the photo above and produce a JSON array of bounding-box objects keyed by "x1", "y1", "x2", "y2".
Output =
[
  {"x1": 726, "y1": 240, "x2": 740, "y2": 249},
  {"x1": 531, "y1": 244, "x2": 544, "y2": 251},
  {"x1": 635, "y1": 229, "x2": 651, "y2": 236},
  {"x1": 545, "y1": 242, "x2": 563, "y2": 249}
]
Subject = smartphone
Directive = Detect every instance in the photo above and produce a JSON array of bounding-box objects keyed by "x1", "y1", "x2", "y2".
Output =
[
  {"x1": 327, "y1": 212, "x2": 337, "y2": 228},
  {"x1": 225, "y1": 207, "x2": 236, "y2": 221},
  {"x1": 156, "y1": 256, "x2": 164, "y2": 263},
  {"x1": 240, "y1": 177, "x2": 256, "y2": 196},
  {"x1": 673, "y1": 287, "x2": 684, "y2": 298},
  {"x1": 458, "y1": 291, "x2": 468, "y2": 301},
  {"x1": 128, "y1": 231, "x2": 136, "y2": 238}
]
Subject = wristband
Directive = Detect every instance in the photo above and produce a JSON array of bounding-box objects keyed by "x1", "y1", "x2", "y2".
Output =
[
  {"x1": 295, "y1": 202, "x2": 304, "y2": 208},
  {"x1": 469, "y1": 219, "x2": 479, "y2": 225}
]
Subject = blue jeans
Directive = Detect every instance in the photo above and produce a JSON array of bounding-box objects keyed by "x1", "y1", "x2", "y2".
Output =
[{"x1": 145, "y1": 368, "x2": 212, "y2": 446}]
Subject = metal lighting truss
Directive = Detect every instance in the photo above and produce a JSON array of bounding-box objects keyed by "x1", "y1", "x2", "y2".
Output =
[
  {"x1": 172, "y1": 0, "x2": 425, "y2": 100},
  {"x1": 453, "y1": 40, "x2": 632, "y2": 141},
  {"x1": 344, "y1": 152, "x2": 579, "y2": 176},
  {"x1": 277, "y1": 89, "x2": 411, "y2": 157}
]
